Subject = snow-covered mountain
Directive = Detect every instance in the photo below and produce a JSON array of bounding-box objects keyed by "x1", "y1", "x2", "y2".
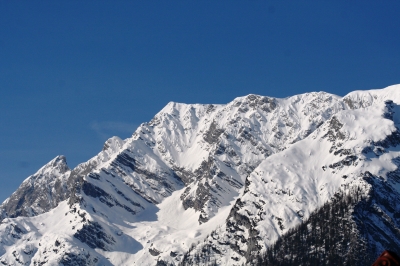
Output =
[{"x1": 1, "y1": 85, "x2": 400, "y2": 265}]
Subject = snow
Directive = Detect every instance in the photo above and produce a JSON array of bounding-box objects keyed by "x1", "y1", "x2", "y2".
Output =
[{"x1": 122, "y1": 188, "x2": 240, "y2": 265}]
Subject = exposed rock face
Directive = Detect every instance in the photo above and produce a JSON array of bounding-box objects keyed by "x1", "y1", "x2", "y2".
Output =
[
  {"x1": 1, "y1": 85, "x2": 400, "y2": 265},
  {"x1": 0, "y1": 155, "x2": 71, "y2": 219},
  {"x1": 357, "y1": 171, "x2": 400, "y2": 254},
  {"x1": 73, "y1": 221, "x2": 115, "y2": 251}
]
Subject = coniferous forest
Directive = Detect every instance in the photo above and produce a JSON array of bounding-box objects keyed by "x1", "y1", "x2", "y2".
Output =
[{"x1": 254, "y1": 187, "x2": 373, "y2": 265}]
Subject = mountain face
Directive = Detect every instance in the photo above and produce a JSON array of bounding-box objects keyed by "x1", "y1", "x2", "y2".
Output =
[
  {"x1": 180, "y1": 96, "x2": 400, "y2": 265},
  {"x1": 0, "y1": 85, "x2": 400, "y2": 265}
]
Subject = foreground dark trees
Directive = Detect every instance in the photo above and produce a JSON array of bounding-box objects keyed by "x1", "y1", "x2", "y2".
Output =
[{"x1": 255, "y1": 187, "x2": 375, "y2": 266}]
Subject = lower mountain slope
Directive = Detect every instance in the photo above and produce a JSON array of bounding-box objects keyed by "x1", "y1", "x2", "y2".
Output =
[{"x1": 254, "y1": 169, "x2": 400, "y2": 266}]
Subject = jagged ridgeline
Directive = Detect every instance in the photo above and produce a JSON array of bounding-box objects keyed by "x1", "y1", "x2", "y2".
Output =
[{"x1": 0, "y1": 86, "x2": 400, "y2": 265}]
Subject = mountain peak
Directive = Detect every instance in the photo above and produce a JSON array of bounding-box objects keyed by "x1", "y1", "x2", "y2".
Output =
[
  {"x1": 0, "y1": 155, "x2": 71, "y2": 219},
  {"x1": 34, "y1": 155, "x2": 71, "y2": 175},
  {"x1": 102, "y1": 136, "x2": 124, "y2": 152}
]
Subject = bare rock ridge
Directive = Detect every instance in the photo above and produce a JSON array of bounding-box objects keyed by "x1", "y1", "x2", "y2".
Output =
[
  {"x1": 0, "y1": 155, "x2": 71, "y2": 219},
  {"x1": 0, "y1": 85, "x2": 400, "y2": 265}
]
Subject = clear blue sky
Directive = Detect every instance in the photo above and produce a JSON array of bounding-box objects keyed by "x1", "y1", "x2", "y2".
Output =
[{"x1": 1, "y1": 1, "x2": 400, "y2": 202}]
